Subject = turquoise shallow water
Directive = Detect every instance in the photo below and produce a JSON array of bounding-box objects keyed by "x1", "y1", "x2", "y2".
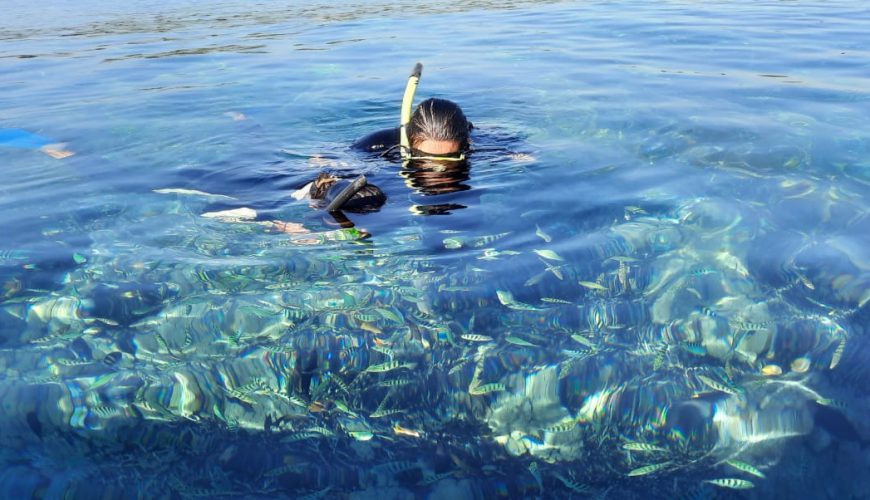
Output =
[{"x1": 1, "y1": 1, "x2": 869, "y2": 498}]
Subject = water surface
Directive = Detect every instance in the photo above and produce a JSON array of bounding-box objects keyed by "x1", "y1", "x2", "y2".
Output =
[{"x1": 1, "y1": 1, "x2": 869, "y2": 498}]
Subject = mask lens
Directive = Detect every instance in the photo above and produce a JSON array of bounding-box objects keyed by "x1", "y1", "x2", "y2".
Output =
[{"x1": 407, "y1": 148, "x2": 466, "y2": 162}]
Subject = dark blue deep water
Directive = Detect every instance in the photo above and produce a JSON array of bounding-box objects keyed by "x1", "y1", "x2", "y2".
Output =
[{"x1": 1, "y1": 1, "x2": 869, "y2": 498}]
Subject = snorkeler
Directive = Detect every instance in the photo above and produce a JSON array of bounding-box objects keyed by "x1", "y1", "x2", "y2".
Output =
[
  {"x1": 352, "y1": 64, "x2": 471, "y2": 163},
  {"x1": 200, "y1": 63, "x2": 473, "y2": 229},
  {"x1": 292, "y1": 63, "x2": 473, "y2": 215}
]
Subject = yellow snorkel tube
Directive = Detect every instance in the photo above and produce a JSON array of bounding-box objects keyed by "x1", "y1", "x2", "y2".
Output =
[{"x1": 400, "y1": 62, "x2": 423, "y2": 163}]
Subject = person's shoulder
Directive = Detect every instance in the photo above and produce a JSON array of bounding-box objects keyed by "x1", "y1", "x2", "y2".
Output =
[{"x1": 351, "y1": 127, "x2": 400, "y2": 153}]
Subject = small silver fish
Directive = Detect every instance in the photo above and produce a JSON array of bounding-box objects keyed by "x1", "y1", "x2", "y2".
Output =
[
  {"x1": 795, "y1": 271, "x2": 815, "y2": 290},
  {"x1": 307, "y1": 426, "x2": 335, "y2": 437},
  {"x1": 370, "y1": 408, "x2": 405, "y2": 418},
  {"x1": 56, "y1": 358, "x2": 92, "y2": 367},
  {"x1": 438, "y1": 284, "x2": 474, "y2": 292},
  {"x1": 461, "y1": 334, "x2": 494, "y2": 342},
  {"x1": 469, "y1": 383, "x2": 506, "y2": 395},
  {"x1": 544, "y1": 419, "x2": 578, "y2": 433},
  {"x1": 443, "y1": 237, "x2": 464, "y2": 249},
  {"x1": 724, "y1": 459, "x2": 765, "y2": 478},
  {"x1": 478, "y1": 248, "x2": 520, "y2": 260},
  {"x1": 223, "y1": 387, "x2": 256, "y2": 405},
  {"x1": 535, "y1": 225, "x2": 552, "y2": 243},
  {"x1": 696, "y1": 374, "x2": 743, "y2": 397},
  {"x1": 524, "y1": 271, "x2": 548, "y2": 287},
  {"x1": 375, "y1": 308, "x2": 403, "y2": 323},
  {"x1": 496, "y1": 290, "x2": 543, "y2": 311},
  {"x1": 377, "y1": 378, "x2": 413, "y2": 388},
  {"x1": 704, "y1": 478, "x2": 754, "y2": 490},
  {"x1": 533, "y1": 249, "x2": 564, "y2": 261},
  {"x1": 626, "y1": 461, "x2": 671, "y2": 477},
  {"x1": 505, "y1": 336, "x2": 539, "y2": 347},
  {"x1": 541, "y1": 259, "x2": 565, "y2": 280},
  {"x1": 469, "y1": 232, "x2": 511, "y2": 248},
  {"x1": 365, "y1": 361, "x2": 416, "y2": 373},
  {"x1": 541, "y1": 297, "x2": 572, "y2": 304},
  {"x1": 830, "y1": 336, "x2": 846, "y2": 369},
  {"x1": 578, "y1": 281, "x2": 608, "y2": 291},
  {"x1": 815, "y1": 397, "x2": 847, "y2": 410},
  {"x1": 622, "y1": 442, "x2": 667, "y2": 453},
  {"x1": 354, "y1": 311, "x2": 379, "y2": 322}
]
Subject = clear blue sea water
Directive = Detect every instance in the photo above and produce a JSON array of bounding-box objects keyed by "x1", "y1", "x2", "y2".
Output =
[{"x1": 1, "y1": 1, "x2": 869, "y2": 498}]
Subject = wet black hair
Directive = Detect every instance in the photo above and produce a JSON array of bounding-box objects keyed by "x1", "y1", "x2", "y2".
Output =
[{"x1": 406, "y1": 98, "x2": 471, "y2": 151}]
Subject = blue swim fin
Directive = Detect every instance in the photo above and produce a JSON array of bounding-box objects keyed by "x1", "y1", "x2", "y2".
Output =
[{"x1": 0, "y1": 128, "x2": 52, "y2": 149}]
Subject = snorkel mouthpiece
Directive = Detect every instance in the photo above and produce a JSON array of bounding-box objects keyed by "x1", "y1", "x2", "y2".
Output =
[{"x1": 400, "y1": 62, "x2": 423, "y2": 163}]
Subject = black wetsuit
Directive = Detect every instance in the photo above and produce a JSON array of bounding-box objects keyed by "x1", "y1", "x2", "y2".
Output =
[{"x1": 350, "y1": 127, "x2": 401, "y2": 154}]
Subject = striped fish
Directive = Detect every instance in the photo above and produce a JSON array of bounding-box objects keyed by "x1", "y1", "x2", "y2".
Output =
[
  {"x1": 469, "y1": 383, "x2": 506, "y2": 395},
  {"x1": 696, "y1": 374, "x2": 743, "y2": 397},
  {"x1": 627, "y1": 461, "x2": 672, "y2": 477},
  {"x1": 830, "y1": 336, "x2": 846, "y2": 369},
  {"x1": 541, "y1": 297, "x2": 572, "y2": 304},
  {"x1": 223, "y1": 387, "x2": 256, "y2": 405},
  {"x1": 469, "y1": 232, "x2": 511, "y2": 248},
  {"x1": 365, "y1": 361, "x2": 416, "y2": 373},
  {"x1": 724, "y1": 459, "x2": 765, "y2": 478},
  {"x1": 544, "y1": 419, "x2": 578, "y2": 433},
  {"x1": 622, "y1": 442, "x2": 667, "y2": 453},
  {"x1": 370, "y1": 408, "x2": 405, "y2": 418},
  {"x1": 704, "y1": 478, "x2": 754, "y2": 489},
  {"x1": 461, "y1": 334, "x2": 494, "y2": 342},
  {"x1": 377, "y1": 378, "x2": 414, "y2": 388}
]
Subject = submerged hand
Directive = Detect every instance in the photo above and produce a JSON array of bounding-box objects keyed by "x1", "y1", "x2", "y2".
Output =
[{"x1": 271, "y1": 221, "x2": 310, "y2": 234}]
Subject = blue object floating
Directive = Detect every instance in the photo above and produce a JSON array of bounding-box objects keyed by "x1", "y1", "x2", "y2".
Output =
[{"x1": 0, "y1": 128, "x2": 52, "y2": 149}]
